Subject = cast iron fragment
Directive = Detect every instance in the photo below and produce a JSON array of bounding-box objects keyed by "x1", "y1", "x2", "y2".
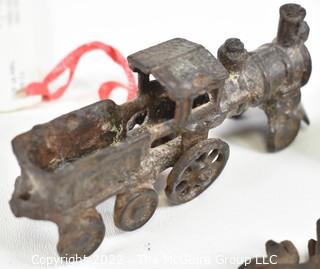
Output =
[
  {"x1": 10, "y1": 4, "x2": 311, "y2": 259},
  {"x1": 240, "y1": 220, "x2": 320, "y2": 269}
]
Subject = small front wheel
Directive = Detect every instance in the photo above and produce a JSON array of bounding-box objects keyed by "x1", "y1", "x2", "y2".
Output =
[
  {"x1": 114, "y1": 188, "x2": 158, "y2": 231},
  {"x1": 165, "y1": 138, "x2": 229, "y2": 205}
]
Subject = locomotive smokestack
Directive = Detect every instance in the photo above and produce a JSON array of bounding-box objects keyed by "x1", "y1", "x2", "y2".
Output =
[{"x1": 277, "y1": 3, "x2": 309, "y2": 46}]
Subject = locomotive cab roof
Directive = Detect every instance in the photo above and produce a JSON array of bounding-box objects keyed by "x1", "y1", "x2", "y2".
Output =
[{"x1": 127, "y1": 38, "x2": 228, "y2": 101}]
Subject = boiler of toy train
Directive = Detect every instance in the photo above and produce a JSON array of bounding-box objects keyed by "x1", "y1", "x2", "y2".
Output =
[{"x1": 217, "y1": 3, "x2": 311, "y2": 151}]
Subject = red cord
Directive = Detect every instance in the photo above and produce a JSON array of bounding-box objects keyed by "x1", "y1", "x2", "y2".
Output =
[{"x1": 24, "y1": 41, "x2": 137, "y2": 101}]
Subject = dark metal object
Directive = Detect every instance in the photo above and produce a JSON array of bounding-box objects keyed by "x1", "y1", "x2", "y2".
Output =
[
  {"x1": 10, "y1": 4, "x2": 311, "y2": 258},
  {"x1": 239, "y1": 220, "x2": 320, "y2": 269}
]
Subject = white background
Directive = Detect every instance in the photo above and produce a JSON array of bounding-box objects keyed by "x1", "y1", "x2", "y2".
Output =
[{"x1": 0, "y1": 0, "x2": 320, "y2": 268}]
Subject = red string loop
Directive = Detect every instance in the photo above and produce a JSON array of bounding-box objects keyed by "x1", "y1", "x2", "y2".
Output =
[{"x1": 24, "y1": 41, "x2": 137, "y2": 101}]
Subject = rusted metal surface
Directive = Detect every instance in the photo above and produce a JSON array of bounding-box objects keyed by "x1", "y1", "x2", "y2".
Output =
[
  {"x1": 240, "y1": 220, "x2": 320, "y2": 269},
  {"x1": 10, "y1": 4, "x2": 311, "y2": 259}
]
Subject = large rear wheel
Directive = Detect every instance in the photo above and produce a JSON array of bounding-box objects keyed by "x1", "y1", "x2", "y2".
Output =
[{"x1": 165, "y1": 138, "x2": 229, "y2": 205}]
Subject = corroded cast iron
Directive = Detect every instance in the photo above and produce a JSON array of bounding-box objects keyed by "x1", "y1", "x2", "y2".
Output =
[
  {"x1": 240, "y1": 220, "x2": 320, "y2": 269},
  {"x1": 10, "y1": 4, "x2": 311, "y2": 258}
]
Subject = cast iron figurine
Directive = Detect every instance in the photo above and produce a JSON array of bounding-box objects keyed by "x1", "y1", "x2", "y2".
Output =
[
  {"x1": 10, "y1": 4, "x2": 311, "y2": 258},
  {"x1": 240, "y1": 220, "x2": 320, "y2": 269}
]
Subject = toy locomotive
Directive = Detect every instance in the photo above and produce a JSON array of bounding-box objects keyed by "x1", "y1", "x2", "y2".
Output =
[{"x1": 10, "y1": 4, "x2": 311, "y2": 258}]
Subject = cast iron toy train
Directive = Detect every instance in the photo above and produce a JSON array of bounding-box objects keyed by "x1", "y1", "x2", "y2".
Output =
[{"x1": 10, "y1": 4, "x2": 311, "y2": 258}]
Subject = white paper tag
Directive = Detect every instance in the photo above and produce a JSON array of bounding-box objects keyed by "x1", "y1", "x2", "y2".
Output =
[{"x1": 0, "y1": 0, "x2": 51, "y2": 112}]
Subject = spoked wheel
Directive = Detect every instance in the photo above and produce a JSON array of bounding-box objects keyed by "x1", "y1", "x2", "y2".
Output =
[
  {"x1": 165, "y1": 138, "x2": 229, "y2": 205},
  {"x1": 114, "y1": 188, "x2": 158, "y2": 231}
]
